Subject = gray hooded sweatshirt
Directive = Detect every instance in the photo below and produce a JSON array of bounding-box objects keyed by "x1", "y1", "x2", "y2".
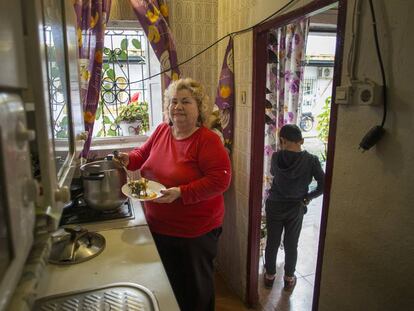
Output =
[{"x1": 268, "y1": 150, "x2": 325, "y2": 202}]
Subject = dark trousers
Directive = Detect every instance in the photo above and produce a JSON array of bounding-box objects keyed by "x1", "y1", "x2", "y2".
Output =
[
  {"x1": 152, "y1": 227, "x2": 222, "y2": 311},
  {"x1": 264, "y1": 200, "x2": 305, "y2": 276}
]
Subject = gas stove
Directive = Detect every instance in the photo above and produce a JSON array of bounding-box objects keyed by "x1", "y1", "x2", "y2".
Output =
[
  {"x1": 60, "y1": 198, "x2": 134, "y2": 226},
  {"x1": 60, "y1": 196, "x2": 147, "y2": 232}
]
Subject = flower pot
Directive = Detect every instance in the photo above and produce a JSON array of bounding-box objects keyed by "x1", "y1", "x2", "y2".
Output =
[{"x1": 119, "y1": 120, "x2": 142, "y2": 136}]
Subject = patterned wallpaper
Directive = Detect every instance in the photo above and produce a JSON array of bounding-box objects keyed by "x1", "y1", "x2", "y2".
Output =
[{"x1": 166, "y1": 0, "x2": 218, "y2": 106}]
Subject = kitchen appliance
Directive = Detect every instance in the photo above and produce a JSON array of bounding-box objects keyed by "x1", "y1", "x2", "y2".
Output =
[
  {"x1": 0, "y1": 1, "x2": 36, "y2": 309},
  {"x1": 0, "y1": 94, "x2": 36, "y2": 311},
  {"x1": 80, "y1": 160, "x2": 128, "y2": 211},
  {"x1": 0, "y1": 0, "x2": 85, "y2": 309},
  {"x1": 23, "y1": 0, "x2": 86, "y2": 227},
  {"x1": 60, "y1": 198, "x2": 133, "y2": 226},
  {"x1": 1, "y1": 1, "x2": 180, "y2": 310}
]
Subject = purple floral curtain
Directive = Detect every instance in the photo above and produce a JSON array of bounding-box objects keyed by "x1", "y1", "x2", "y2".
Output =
[
  {"x1": 263, "y1": 18, "x2": 310, "y2": 200},
  {"x1": 215, "y1": 37, "x2": 234, "y2": 153},
  {"x1": 74, "y1": 0, "x2": 111, "y2": 158},
  {"x1": 154, "y1": 0, "x2": 169, "y2": 24},
  {"x1": 129, "y1": 0, "x2": 180, "y2": 87}
]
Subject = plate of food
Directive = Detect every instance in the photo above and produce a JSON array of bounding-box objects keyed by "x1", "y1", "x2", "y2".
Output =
[{"x1": 122, "y1": 178, "x2": 166, "y2": 201}]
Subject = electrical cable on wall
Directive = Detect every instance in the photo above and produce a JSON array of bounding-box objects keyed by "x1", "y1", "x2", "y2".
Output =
[
  {"x1": 128, "y1": 0, "x2": 298, "y2": 85},
  {"x1": 358, "y1": 0, "x2": 388, "y2": 151},
  {"x1": 346, "y1": 0, "x2": 362, "y2": 82}
]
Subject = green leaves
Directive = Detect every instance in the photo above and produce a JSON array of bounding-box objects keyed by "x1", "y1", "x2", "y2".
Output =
[
  {"x1": 114, "y1": 101, "x2": 150, "y2": 134},
  {"x1": 106, "y1": 68, "x2": 115, "y2": 80},
  {"x1": 132, "y1": 38, "x2": 141, "y2": 50},
  {"x1": 119, "y1": 50, "x2": 127, "y2": 61},
  {"x1": 316, "y1": 96, "x2": 331, "y2": 161},
  {"x1": 107, "y1": 128, "x2": 117, "y2": 136},
  {"x1": 121, "y1": 38, "x2": 128, "y2": 51},
  {"x1": 56, "y1": 116, "x2": 69, "y2": 138}
]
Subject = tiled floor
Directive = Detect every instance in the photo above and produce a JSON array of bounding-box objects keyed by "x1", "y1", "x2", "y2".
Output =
[{"x1": 215, "y1": 196, "x2": 323, "y2": 311}]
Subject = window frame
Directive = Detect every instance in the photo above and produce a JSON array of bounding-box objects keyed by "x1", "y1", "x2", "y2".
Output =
[{"x1": 90, "y1": 20, "x2": 163, "y2": 150}]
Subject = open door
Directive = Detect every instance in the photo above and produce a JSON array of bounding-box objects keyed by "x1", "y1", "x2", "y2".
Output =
[{"x1": 247, "y1": 0, "x2": 348, "y2": 309}]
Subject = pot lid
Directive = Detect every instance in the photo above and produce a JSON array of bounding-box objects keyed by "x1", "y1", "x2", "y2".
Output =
[{"x1": 49, "y1": 228, "x2": 106, "y2": 265}]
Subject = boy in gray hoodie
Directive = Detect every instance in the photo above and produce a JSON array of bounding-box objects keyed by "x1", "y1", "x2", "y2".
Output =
[{"x1": 264, "y1": 124, "x2": 324, "y2": 291}]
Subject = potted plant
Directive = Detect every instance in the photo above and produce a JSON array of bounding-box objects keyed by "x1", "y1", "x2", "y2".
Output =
[{"x1": 115, "y1": 101, "x2": 150, "y2": 136}]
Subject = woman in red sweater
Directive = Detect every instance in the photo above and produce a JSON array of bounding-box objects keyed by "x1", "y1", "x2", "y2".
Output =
[{"x1": 117, "y1": 78, "x2": 231, "y2": 311}]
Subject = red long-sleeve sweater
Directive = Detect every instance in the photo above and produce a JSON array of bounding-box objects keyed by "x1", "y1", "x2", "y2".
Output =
[{"x1": 127, "y1": 123, "x2": 232, "y2": 238}]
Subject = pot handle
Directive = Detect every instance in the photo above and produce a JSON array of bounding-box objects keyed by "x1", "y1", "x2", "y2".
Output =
[{"x1": 83, "y1": 174, "x2": 105, "y2": 181}]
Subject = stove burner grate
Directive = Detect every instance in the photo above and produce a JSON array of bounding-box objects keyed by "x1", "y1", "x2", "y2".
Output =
[{"x1": 60, "y1": 198, "x2": 133, "y2": 226}]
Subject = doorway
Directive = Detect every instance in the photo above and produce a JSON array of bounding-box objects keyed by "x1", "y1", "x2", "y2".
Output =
[{"x1": 247, "y1": 0, "x2": 347, "y2": 309}]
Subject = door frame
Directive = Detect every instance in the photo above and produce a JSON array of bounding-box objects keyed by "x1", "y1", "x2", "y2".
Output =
[{"x1": 247, "y1": 0, "x2": 348, "y2": 308}]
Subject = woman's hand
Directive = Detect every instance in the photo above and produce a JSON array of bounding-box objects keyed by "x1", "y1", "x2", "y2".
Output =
[
  {"x1": 114, "y1": 152, "x2": 130, "y2": 167},
  {"x1": 154, "y1": 187, "x2": 181, "y2": 203}
]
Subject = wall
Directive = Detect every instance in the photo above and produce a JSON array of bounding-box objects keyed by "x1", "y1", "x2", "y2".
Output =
[
  {"x1": 217, "y1": 0, "x2": 414, "y2": 308},
  {"x1": 166, "y1": 0, "x2": 218, "y2": 104},
  {"x1": 216, "y1": 0, "x2": 312, "y2": 300},
  {"x1": 318, "y1": 0, "x2": 414, "y2": 309}
]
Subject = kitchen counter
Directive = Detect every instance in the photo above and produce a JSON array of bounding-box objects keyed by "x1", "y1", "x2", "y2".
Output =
[{"x1": 37, "y1": 225, "x2": 179, "y2": 310}]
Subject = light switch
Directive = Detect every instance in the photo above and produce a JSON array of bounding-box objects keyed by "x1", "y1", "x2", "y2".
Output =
[
  {"x1": 335, "y1": 85, "x2": 351, "y2": 104},
  {"x1": 241, "y1": 91, "x2": 246, "y2": 105}
]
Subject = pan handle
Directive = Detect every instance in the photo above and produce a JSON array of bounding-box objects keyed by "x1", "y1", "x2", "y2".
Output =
[{"x1": 83, "y1": 174, "x2": 105, "y2": 181}]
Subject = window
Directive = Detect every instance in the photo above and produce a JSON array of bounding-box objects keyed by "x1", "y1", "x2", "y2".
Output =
[
  {"x1": 44, "y1": 26, "x2": 70, "y2": 140},
  {"x1": 301, "y1": 32, "x2": 336, "y2": 115},
  {"x1": 93, "y1": 21, "x2": 162, "y2": 140}
]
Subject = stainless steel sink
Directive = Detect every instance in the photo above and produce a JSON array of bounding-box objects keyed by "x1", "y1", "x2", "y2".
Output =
[{"x1": 33, "y1": 283, "x2": 159, "y2": 311}]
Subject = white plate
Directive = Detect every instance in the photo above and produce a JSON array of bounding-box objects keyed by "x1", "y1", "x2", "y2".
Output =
[{"x1": 121, "y1": 179, "x2": 166, "y2": 201}]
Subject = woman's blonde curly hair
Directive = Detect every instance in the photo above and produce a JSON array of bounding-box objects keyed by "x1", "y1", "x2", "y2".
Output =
[{"x1": 164, "y1": 78, "x2": 212, "y2": 127}]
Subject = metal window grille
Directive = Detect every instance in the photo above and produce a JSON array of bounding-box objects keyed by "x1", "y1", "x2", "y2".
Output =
[
  {"x1": 45, "y1": 26, "x2": 69, "y2": 139},
  {"x1": 301, "y1": 77, "x2": 317, "y2": 110},
  {"x1": 94, "y1": 28, "x2": 151, "y2": 137},
  {"x1": 48, "y1": 26, "x2": 160, "y2": 139}
]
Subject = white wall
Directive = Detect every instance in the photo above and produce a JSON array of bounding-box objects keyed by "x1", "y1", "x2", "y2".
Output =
[{"x1": 318, "y1": 0, "x2": 414, "y2": 309}]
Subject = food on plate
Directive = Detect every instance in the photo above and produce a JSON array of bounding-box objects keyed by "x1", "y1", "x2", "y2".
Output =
[{"x1": 127, "y1": 178, "x2": 157, "y2": 199}]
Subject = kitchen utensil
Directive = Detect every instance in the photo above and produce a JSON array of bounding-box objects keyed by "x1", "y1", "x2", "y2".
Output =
[
  {"x1": 80, "y1": 159, "x2": 127, "y2": 210},
  {"x1": 112, "y1": 150, "x2": 133, "y2": 181},
  {"x1": 49, "y1": 230, "x2": 106, "y2": 265}
]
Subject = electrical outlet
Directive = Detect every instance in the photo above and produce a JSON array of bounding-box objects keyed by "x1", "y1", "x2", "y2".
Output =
[
  {"x1": 335, "y1": 80, "x2": 383, "y2": 105},
  {"x1": 353, "y1": 80, "x2": 383, "y2": 105}
]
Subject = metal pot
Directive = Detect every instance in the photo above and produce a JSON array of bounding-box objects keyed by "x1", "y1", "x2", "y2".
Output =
[{"x1": 80, "y1": 160, "x2": 127, "y2": 210}]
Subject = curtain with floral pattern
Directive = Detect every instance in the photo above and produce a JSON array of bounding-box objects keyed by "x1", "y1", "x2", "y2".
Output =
[
  {"x1": 74, "y1": 0, "x2": 112, "y2": 158},
  {"x1": 263, "y1": 19, "x2": 310, "y2": 201},
  {"x1": 129, "y1": 0, "x2": 180, "y2": 87},
  {"x1": 215, "y1": 37, "x2": 234, "y2": 153}
]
